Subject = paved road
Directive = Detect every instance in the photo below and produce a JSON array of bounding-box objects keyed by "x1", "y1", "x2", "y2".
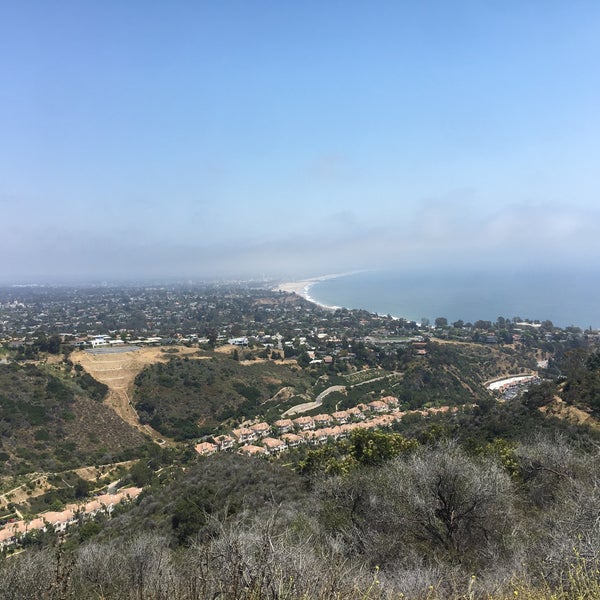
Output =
[
  {"x1": 281, "y1": 372, "x2": 402, "y2": 417},
  {"x1": 282, "y1": 385, "x2": 346, "y2": 417}
]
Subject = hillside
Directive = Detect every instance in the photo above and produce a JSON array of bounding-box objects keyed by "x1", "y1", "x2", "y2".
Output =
[
  {"x1": 3, "y1": 292, "x2": 600, "y2": 599},
  {"x1": 0, "y1": 362, "x2": 146, "y2": 476},
  {"x1": 132, "y1": 355, "x2": 315, "y2": 439},
  {"x1": 70, "y1": 345, "x2": 204, "y2": 442},
  {"x1": 129, "y1": 339, "x2": 543, "y2": 440}
]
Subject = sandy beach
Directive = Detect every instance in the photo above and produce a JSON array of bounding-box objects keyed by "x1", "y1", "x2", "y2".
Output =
[{"x1": 274, "y1": 274, "x2": 348, "y2": 309}]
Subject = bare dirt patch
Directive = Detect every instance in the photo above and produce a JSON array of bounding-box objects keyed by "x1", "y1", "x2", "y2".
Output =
[
  {"x1": 540, "y1": 396, "x2": 600, "y2": 429},
  {"x1": 214, "y1": 344, "x2": 239, "y2": 355},
  {"x1": 0, "y1": 461, "x2": 138, "y2": 512},
  {"x1": 70, "y1": 346, "x2": 203, "y2": 443}
]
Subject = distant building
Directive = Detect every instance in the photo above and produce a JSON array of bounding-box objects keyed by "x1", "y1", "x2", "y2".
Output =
[
  {"x1": 367, "y1": 400, "x2": 387, "y2": 413},
  {"x1": 331, "y1": 410, "x2": 350, "y2": 424},
  {"x1": 313, "y1": 414, "x2": 333, "y2": 427},
  {"x1": 273, "y1": 419, "x2": 294, "y2": 434},
  {"x1": 214, "y1": 435, "x2": 235, "y2": 451},
  {"x1": 237, "y1": 445, "x2": 267, "y2": 457},
  {"x1": 250, "y1": 422, "x2": 271, "y2": 437},
  {"x1": 195, "y1": 442, "x2": 217, "y2": 456},
  {"x1": 262, "y1": 437, "x2": 287, "y2": 454},
  {"x1": 231, "y1": 427, "x2": 257, "y2": 444},
  {"x1": 281, "y1": 433, "x2": 304, "y2": 448}
]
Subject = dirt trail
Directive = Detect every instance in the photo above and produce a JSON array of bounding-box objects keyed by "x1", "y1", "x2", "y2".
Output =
[
  {"x1": 71, "y1": 346, "x2": 202, "y2": 443},
  {"x1": 0, "y1": 461, "x2": 137, "y2": 510}
]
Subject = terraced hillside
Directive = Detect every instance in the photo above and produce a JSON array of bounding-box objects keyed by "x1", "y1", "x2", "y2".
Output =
[{"x1": 70, "y1": 345, "x2": 204, "y2": 442}]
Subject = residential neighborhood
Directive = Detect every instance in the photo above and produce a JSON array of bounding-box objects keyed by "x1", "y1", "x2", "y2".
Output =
[
  {"x1": 195, "y1": 397, "x2": 464, "y2": 457},
  {"x1": 0, "y1": 487, "x2": 142, "y2": 549}
]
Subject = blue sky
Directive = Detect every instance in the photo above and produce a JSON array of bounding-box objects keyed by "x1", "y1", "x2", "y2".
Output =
[{"x1": 2, "y1": 1, "x2": 600, "y2": 282}]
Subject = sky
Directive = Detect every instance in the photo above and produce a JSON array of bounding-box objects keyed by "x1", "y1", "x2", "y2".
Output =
[{"x1": 2, "y1": 1, "x2": 600, "y2": 283}]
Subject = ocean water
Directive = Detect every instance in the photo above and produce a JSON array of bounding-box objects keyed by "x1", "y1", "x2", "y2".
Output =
[{"x1": 308, "y1": 268, "x2": 600, "y2": 329}]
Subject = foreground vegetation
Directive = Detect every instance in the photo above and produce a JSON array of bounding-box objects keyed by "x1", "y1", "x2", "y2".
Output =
[{"x1": 3, "y1": 431, "x2": 600, "y2": 599}]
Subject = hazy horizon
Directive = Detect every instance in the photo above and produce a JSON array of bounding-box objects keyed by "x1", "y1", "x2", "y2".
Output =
[{"x1": 3, "y1": 2, "x2": 600, "y2": 283}]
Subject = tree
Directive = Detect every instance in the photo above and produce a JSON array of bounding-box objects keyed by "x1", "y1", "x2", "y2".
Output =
[
  {"x1": 319, "y1": 442, "x2": 516, "y2": 569},
  {"x1": 230, "y1": 324, "x2": 243, "y2": 337},
  {"x1": 384, "y1": 443, "x2": 516, "y2": 565},
  {"x1": 36, "y1": 334, "x2": 61, "y2": 354},
  {"x1": 435, "y1": 317, "x2": 448, "y2": 328},
  {"x1": 348, "y1": 429, "x2": 417, "y2": 467},
  {"x1": 207, "y1": 330, "x2": 217, "y2": 348},
  {"x1": 297, "y1": 351, "x2": 310, "y2": 368}
]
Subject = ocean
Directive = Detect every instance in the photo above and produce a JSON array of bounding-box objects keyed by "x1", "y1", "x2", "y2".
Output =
[{"x1": 307, "y1": 268, "x2": 600, "y2": 329}]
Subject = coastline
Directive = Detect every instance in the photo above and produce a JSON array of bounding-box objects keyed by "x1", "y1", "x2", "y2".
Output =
[
  {"x1": 275, "y1": 268, "x2": 599, "y2": 330},
  {"x1": 274, "y1": 273, "x2": 350, "y2": 310}
]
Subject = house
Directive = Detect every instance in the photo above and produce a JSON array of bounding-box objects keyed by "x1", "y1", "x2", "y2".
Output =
[
  {"x1": 42, "y1": 509, "x2": 76, "y2": 533},
  {"x1": 0, "y1": 526, "x2": 16, "y2": 548},
  {"x1": 346, "y1": 406, "x2": 365, "y2": 420},
  {"x1": 195, "y1": 442, "x2": 217, "y2": 456},
  {"x1": 273, "y1": 419, "x2": 294, "y2": 434},
  {"x1": 262, "y1": 437, "x2": 287, "y2": 454},
  {"x1": 293, "y1": 416, "x2": 315, "y2": 431},
  {"x1": 0, "y1": 487, "x2": 143, "y2": 549},
  {"x1": 375, "y1": 414, "x2": 396, "y2": 427},
  {"x1": 231, "y1": 427, "x2": 257, "y2": 444},
  {"x1": 340, "y1": 423, "x2": 359, "y2": 435},
  {"x1": 367, "y1": 400, "x2": 388, "y2": 413},
  {"x1": 84, "y1": 499, "x2": 103, "y2": 517},
  {"x1": 214, "y1": 434, "x2": 235, "y2": 451},
  {"x1": 237, "y1": 445, "x2": 267, "y2": 457},
  {"x1": 116, "y1": 487, "x2": 143, "y2": 501},
  {"x1": 314, "y1": 429, "x2": 329, "y2": 444},
  {"x1": 313, "y1": 414, "x2": 333, "y2": 427},
  {"x1": 381, "y1": 396, "x2": 399, "y2": 410},
  {"x1": 297, "y1": 430, "x2": 317, "y2": 443},
  {"x1": 331, "y1": 410, "x2": 349, "y2": 424},
  {"x1": 281, "y1": 433, "x2": 304, "y2": 448},
  {"x1": 250, "y1": 422, "x2": 271, "y2": 437},
  {"x1": 321, "y1": 426, "x2": 344, "y2": 440},
  {"x1": 331, "y1": 425, "x2": 348, "y2": 438}
]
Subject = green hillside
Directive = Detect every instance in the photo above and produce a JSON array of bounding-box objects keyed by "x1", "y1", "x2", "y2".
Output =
[
  {"x1": 132, "y1": 355, "x2": 315, "y2": 438},
  {"x1": 0, "y1": 362, "x2": 146, "y2": 476}
]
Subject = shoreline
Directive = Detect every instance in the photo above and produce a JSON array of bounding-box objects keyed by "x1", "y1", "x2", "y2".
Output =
[
  {"x1": 274, "y1": 269, "x2": 596, "y2": 329},
  {"x1": 274, "y1": 273, "x2": 352, "y2": 310}
]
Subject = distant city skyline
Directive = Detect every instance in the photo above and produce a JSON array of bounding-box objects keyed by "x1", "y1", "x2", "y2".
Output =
[{"x1": 2, "y1": 2, "x2": 600, "y2": 283}]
